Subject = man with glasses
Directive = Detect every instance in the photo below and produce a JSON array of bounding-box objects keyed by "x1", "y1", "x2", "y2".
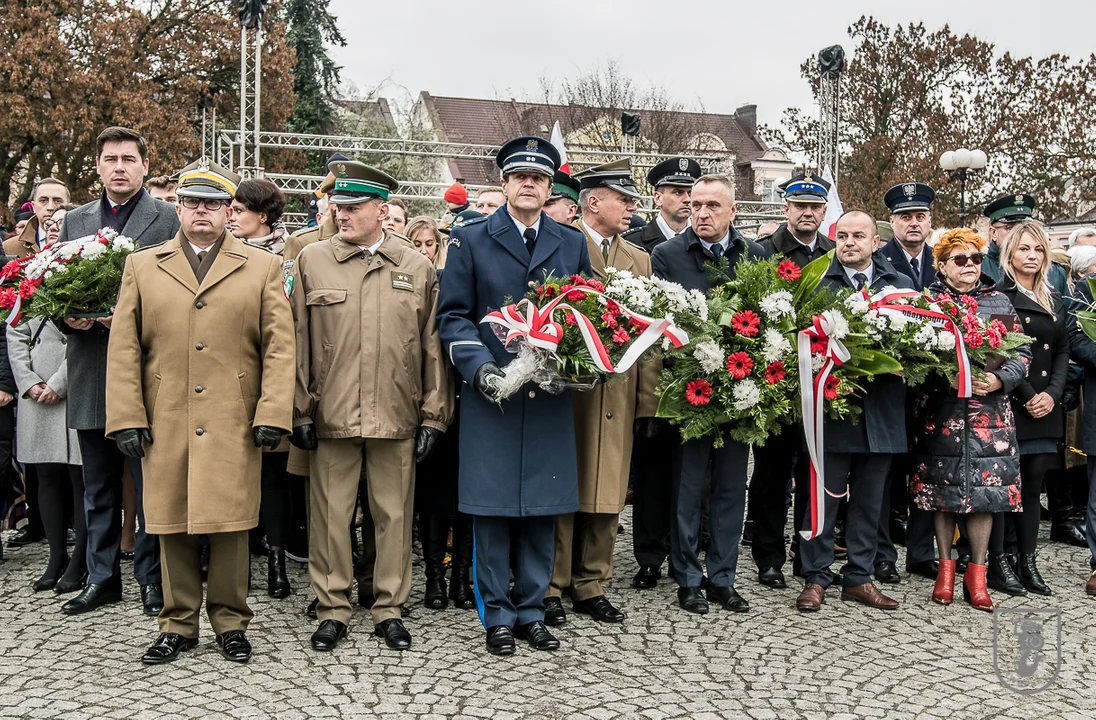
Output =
[
  {"x1": 107, "y1": 158, "x2": 295, "y2": 665},
  {"x1": 56, "y1": 126, "x2": 179, "y2": 619},
  {"x1": 3, "y1": 177, "x2": 69, "y2": 258}
]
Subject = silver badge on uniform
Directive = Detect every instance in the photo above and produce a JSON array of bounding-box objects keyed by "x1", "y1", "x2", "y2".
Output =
[
  {"x1": 903, "y1": 183, "x2": 916, "y2": 197},
  {"x1": 527, "y1": 139, "x2": 538, "y2": 151},
  {"x1": 678, "y1": 158, "x2": 688, "y2": 171}
]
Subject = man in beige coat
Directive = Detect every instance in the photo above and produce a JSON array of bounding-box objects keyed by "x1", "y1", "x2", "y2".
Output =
[
  {"x1": 106, "y1": 159, "x2": 295, "y2": 665},
  {"x1": 290, "y1": 160, "x2": 451, "y2": 653},
  {"x1": 544, "y1": 160, "x2": 661, "y2": 626}
]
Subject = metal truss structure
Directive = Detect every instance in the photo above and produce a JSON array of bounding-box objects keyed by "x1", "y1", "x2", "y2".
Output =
[
  {"x1": 236, "y1": 25, "x2": 263, "y2": 178},
  {"x1": 816, "y1": 45, "x2": 845, "y2": 182}
]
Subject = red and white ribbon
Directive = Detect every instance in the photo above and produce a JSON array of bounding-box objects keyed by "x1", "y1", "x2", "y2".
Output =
[
  {"x1": 796, "y1": 310, "x2": 852, "y2": 541},
  {"x1": 481, "y1": 287, "x2": 689, "y2": 375}
]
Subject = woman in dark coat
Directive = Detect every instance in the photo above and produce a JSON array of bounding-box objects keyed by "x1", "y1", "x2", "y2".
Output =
[
  {"x1": 910, "y1": 229, "x2": 1030, "y2": 611},
  {"x1": 997, "y1": 220, "x2": 1069, "y2": 596}
]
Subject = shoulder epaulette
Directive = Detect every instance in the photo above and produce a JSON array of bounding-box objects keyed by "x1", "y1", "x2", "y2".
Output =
[
  {"x1": 459, "y1": 216, "x2": 488, "y2": 228},
  {"x1": 621, "y1": 227, "x2": 642, "y2": 239}
]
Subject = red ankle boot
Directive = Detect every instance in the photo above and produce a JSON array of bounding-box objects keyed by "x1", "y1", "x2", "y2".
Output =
[
  {"x1": 962, "y1": 562, "x2": 994, "y2": 611},
  {"x1": 932, "y1": 558, "x2": 956, "y2": 604}
]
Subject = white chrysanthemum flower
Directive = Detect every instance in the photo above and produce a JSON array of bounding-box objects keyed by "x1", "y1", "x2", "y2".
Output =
[
  {"x1": 937, "y1": 330, "x2": 957, "y2": 351},
  {"x1": 81, "y1": 241, "x2": 107, "y2": 260},
  {"x1": 627, "y1": 289, "x2": 653, "y2": 312},
  {"x1": 111, "y1": 236, "x2": 136, "y2": 252},
  {"x1": 811, "y1": 353, "x2": 826, "y2": 372},
  {"x1": 867, "y1": 310, "x2": 888, "y2": 330},
  {"x1": 692, "y1": 340, "x2": 725, "y2": 374},
  {"x1": 844, "y1": 294, "x2": 870, "y2": 315},
  {"x1": 732, "y1": 378, "x2": 762, "y2": 411},
  {"x1": 43, "y1": 270, "x2": 53, "y2": 280},
  {"x1": 825, "y1": 310, "x2": 850, "y2": 340},
  {"x1": 59, "y1": 243, "x2": 82, "y2": 260},
  {"x1": 759, "y1": 290, "x2": 795, "y2": 320},
  {"x1": 761, "y1": 327, "x2": 791, "y2": 363},
  {"x1": 914, "y1": 324, "x2": 937, "y2": 350},
  {"x1": 879, "y1": 308, "x2": 907, "y2": 333},
  {"x1": 662, "y1": 337, "x2": 671, "y2": 351}
]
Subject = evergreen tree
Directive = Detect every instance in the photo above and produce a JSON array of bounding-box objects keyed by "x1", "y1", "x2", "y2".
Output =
[{"x1": 283, "y1": 0, "x2": 346, "y2": 137}]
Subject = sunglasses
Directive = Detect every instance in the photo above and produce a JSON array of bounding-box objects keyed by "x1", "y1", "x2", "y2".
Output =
[
  {"x1": 947, "y1": 253, "x2": 984, "y2": 267},
  {"x1": 180, "y1": 197, "x2": 226, "y2": 211}
]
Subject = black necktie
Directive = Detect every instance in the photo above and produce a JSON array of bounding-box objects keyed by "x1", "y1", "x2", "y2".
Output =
[
  {"x1": 910, "y1": 257, "x2": 920, "y2": 277},
  {"x1": 853, "y1": 272, "x2": 868, "y2": 290},
  {"x1": 523, "y1": 227, "x2": 537, "y2": 256},
  {"x1": 710, "y1": 243, "x2": 724, "y2": 262}
]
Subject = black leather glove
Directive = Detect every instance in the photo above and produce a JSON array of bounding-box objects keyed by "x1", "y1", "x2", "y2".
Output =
[
  {"x1": 414, "y1": 426, "x2": 442, "y2": 461},
  {"x1": 474, "y1": 361, "x2": 505, "y2": 403},
  {"x1": 289, "y1": 423, "x2": 318, "y2": 451},
  {"x1": 116, "y1": 428, "x2": 153, "y2": 459},
  {"x1": 634, "y1": 418, "x2": 664, "y2": 439},
  {"x1": 253, "y1": 425, "x2": 283, "y2": 449}
]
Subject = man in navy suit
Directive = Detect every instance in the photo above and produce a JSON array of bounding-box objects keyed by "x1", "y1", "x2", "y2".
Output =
[
  {"x1": 436, "y1": 136, "x2": 592, "y2": 656},
  {"x1": 877, "y1": 182, "x2": 938, "y2": 582}
]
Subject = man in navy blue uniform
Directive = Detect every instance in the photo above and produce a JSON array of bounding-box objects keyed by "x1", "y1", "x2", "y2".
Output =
[
  {"x1": 650, "y1": 174, "x2": 766, "y2": 615},
  {"x1": 797, "y1": 210, "x2": 912, "y2": 612},
  {"x1": 877, "y1": 182, "x2": 939, "y2": 582},
  {"x1": 436, "y1": 136, "x2": 592, "y2": 656}
]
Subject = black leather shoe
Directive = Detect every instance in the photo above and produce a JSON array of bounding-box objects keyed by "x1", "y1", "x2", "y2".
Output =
[
  {"x1": 874, "y1": 561, "x2": 901, "y2": 584},
  {"x1": 216, "y1": 630, "x2": 252, "y2": 663},
  {"x1": 34, "y1": 558, "x2": 69, "y2": 592},
  {"x1": 987, "y1": 553, "x2": 1028, "y2": 596},
  {"x1": 120, "y1": 549, "x2": 134, "y2": 561},
  {"x1": 7, "y1": 526, "x2": 44, "y2": 548},
  {"x1": 307, "y1": 597, "x2": 318, "y2": 619},
  {"x1": 707, "y1": 585, "x2": 749, "y2": 612},
  {"x1": 141, "y1": 633, "x2": 198, "y2": 665},
  {"x1": 757, "y1": 567, "x2": 787, "y2": 589},
  {"x1": 543, "y1": 596, "x2": 566, "y2": 626},
  {"x1": 677, "y1": 587, "x2": 709, "y2": 614},
  {"x1": 267, "y1": 550, "x2": 292, "y2": 599},
  {"x1": 311, "y1": 619, "x2": 348, "y2": 651},
  {"x1": 631, "y1": 564, "x2": 661, "y2": 589},
  {"x1": 516, "y1": 621, "x2": 559, "y2": 650},
  {"x1": 485, "y1": 625, "x2": 516, "y2": 656},
  {"x1": 1017, "y1": 553, "x2": 1052, "y2": 596},
  {"x1": 141, "y1": 584, "x2": 164, "y2": 616},
  {"x1": 374, "y1": 619, "x2": 411, "y2": 651},
  {"x1": 53, "y1": 571, "x2": 87, "y2": 595},
  {"x1": 61, "y1": 582, "x2": 122, "y2": 614},
  {"x1": 956, "y1": 551, "x2": 970, "y2": 575},
  {"x1": 1050, "y1": 521, "x2": 1087, "y2": 547},
  {"x1": 572, "y1": 594, "x2": 625, "y2": 623},
  {"x1": 906, "y1": 559, "x2": 939, "y2": 579}
]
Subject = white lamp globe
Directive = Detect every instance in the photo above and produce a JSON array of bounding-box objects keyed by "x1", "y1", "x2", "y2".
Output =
[
  {"x1": 940, "y1": 151, "x2": 957, "y2": 171},
  {"x1": 970, "y1": 149, "x2": 988, "y2": 169},
  {"x1": 954, "y1": 148, "x2": 972, "y2": 168}
]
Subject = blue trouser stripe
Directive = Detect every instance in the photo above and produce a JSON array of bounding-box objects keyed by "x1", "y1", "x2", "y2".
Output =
[{"x1": 471, "y1": 516, "x2": 487, "y2": 628}]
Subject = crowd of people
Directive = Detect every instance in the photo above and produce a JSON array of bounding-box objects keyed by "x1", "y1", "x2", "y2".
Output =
[{"x1": 1, "y1": 124, "x2": 1095, "y2": 665}]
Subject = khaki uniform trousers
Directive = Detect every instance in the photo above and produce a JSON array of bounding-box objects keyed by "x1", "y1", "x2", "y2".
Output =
[
  {"x1": 310, "y1": 436, "x2": 414, "y2": 625},
  {"x1": 159, "y1": 530, "x2": 252, "y2": 638},
  {"x1": 547, "y1": 511, "x2": 619, "y2": 601}
]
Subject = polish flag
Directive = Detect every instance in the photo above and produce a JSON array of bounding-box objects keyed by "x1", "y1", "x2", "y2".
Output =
[
  {"x1": 549, "y1": 121, "x2": 570, "y2": 174},
  {"x1": 820, "y1": 165, "x2": 843, "y2": 239}
]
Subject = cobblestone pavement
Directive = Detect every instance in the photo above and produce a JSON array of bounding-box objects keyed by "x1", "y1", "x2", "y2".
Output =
[{"x1": 0, "y1": 511, "x2": 1093, "y2": 719}]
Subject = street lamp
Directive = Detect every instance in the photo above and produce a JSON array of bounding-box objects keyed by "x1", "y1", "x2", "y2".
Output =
[{"x1": 939, "y1": 148, "x2": 988, "y2": 226}]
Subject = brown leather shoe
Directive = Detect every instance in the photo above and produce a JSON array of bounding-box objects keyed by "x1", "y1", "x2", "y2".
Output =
[
  {"x1": 1087, "y1": 571, "x2": 1096, "y2": 597},
  {"x1": 796, "y1": 583, "x2": 825, "y2": 612},
  {"x1": 841, "y1": 582, "x2": 899, "y2": 610}
]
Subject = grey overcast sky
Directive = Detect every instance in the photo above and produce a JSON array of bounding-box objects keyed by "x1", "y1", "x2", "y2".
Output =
[{"x1": 329, "y1": 0, "x2": 1096, "y2": 130}]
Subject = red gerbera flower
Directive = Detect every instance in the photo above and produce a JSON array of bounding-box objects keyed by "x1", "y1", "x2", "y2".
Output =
[
  {"x1": 725, "y1": 351, "x2": 754, "y2": 379},
  {"x1": 964, "y1": 330, "x2": 985, "y2": 348},
  {"x1": 810, "y1": 335, "x2": 828, "y2": 354},
  {"x1": 764, "y1": 361, "x2": 786, "y2": 385},
  {"x1": 685, "y1": 379, "x2": 712, "y2": 406},
  {"x1": 731, "y1": 310, "x2": 761, "y2": 338},
  {"x1": 612, "y1": 327, "x2": 630, "y2": 345},
  {"x1": 823, "y1": 375, "x2": 840, "y2": 401},
  {"x1": 601, "y1": 312, "x2": 619, "y2": 329},
  {"x1": 776, "y1": 259, "x2": 801, "y2": 281}
]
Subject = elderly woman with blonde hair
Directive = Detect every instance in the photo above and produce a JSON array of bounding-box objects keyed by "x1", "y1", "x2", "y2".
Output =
[{"x1": 909, "y1": 228, "x2": 1030, "y2": 611}]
